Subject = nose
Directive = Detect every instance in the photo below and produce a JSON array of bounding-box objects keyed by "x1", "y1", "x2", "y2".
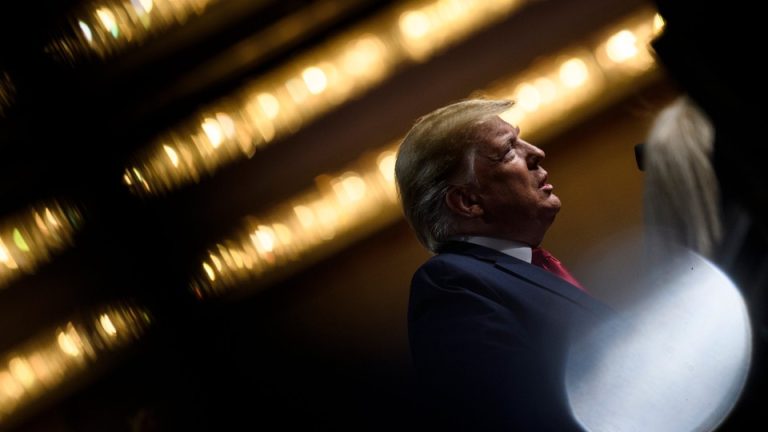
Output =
[{"x1": 522, "y1": 140, "x2": 545, "y2": 169}]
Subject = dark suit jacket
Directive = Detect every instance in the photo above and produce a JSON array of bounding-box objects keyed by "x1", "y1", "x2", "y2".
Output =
[{"x1": 409, "y1": 241, "x2": 611, "y2": 431}]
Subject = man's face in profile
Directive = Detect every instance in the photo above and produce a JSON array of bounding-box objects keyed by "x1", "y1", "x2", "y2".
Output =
[{"x1": 469, "y1": 116, "x2": 561, "y2": 239}]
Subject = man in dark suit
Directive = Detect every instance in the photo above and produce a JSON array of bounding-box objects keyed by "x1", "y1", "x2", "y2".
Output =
[{"x1": 395, "y1": 99, "x2": 609, "y2": 430}]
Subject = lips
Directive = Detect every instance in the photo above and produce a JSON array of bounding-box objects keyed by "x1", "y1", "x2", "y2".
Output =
[{"x1": 539, "y1": 173, "x2": 553, "y2": 192}]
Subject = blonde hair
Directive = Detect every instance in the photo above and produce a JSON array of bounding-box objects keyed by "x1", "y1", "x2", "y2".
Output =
[
  {"x1": 395, "y1": 99, "x2": 513, "y2": 251},
  {"x1": 644, "y1": 96, "x2": 722, "y2": 257}
]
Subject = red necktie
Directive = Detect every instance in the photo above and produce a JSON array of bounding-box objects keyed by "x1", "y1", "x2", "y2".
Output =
[{"x1": 531, "y1": 247, "x2": 588, "y2": 293}]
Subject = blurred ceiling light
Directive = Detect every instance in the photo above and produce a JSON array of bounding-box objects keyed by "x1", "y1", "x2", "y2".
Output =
[
  {"x1": 46, "y1": 0, "x2": 219, "y2": 61},
  {"x1": 559, "y1": 57, "x2": 590, "y2": 88},
  {"x1": 0, "y1": 302, "x2": 151, "y2": 424},
  {"x1": 124, "y1": 0, "x2": 527, "y2": 196},
  {"x1": 95, "y1": 8, "x2": 119, "y2": 39},
  {"x1": 0, "y1": 201, "x2": 83, "y2": 291},
  {"x1": 495, "y1": 8, "x2": 659, "y2": 140},
  {"x1": 653, "y1": 13, "x2": 665, "y2": 34},
  {"x1": 192, "y1": 8, "x2": 661, "y2": 299},
  {"x1": 399, "y1": 10, "x2": 431, "y2": 40},
  {"x1": 132, "y1": 0, "x2": 154, "y2": 15},
  {"x1": 606, "y1": 30, "x2": 639, "y2": 63}
]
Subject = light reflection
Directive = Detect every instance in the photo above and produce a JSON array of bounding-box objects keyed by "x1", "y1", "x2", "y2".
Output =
[
  {"x1": 559, "y1": 58, "x2": 589, "y2": 88},
  {"x1": 99, "y1": 314, "x2": 117, "y2": 336},
  {"x1": 57, "y1": 328, "x2": 82, "y2": 357},
  {"x1": 131, "y1": 0, "x2": 154, "y2": 14},
  {"x1": 399, "y1": 11, "x2": 431, "y2": 40},
  {"x1": 11, "y1": 229, "x2": 29, "y2": 252},
  {"x1": 8, "y1": 358, "x2": 35, "y2": 388},
  {"x1": 606, "y1": 30, "x2": 638, "y2": 63},
  {"x1": 567, "y1": 242, "x2": 750, "y2": 432},
  {"x1": 78, "y1": 20, "x2": 93, "y2": 43},
  {"x1": 163, "y1": 145, "x2": 180, "y2": 167},
  {"x1": 515, "y1": 83, "x2": 541, "y2": 112},
  {"x1": 0, "y1": 200, "x2": 82, "y2": 291},
  {"x1": 0, "y1": 302, "x2": 151, "y2": 422},
  {"x1": 294, "y1": 205, "x2": 315, "y2": 228},
  {"x1": 377, "y1": 152, "x2": 396, "y2": 183},
  {"x1": 302, "y1": 67, "x2": 328, "y2": 95},
  {"x1": 533, "y1": 78, "x2": 557, "y2": 103},
  {"x1": 202, "y1": 118, "x2": 224, "y2": 148},
  {"x1": 256, "y1": 93, "x2": 280, "y2": 120},
  {"x1": 96, "y1": 8, "x2": 119, "y2": 39},
  {"x1": 251, "y1": 226, "x2": 276, "y2": 253},
  {"x1": 47, "y1": 0, "x2": 219, "y2": 61}
]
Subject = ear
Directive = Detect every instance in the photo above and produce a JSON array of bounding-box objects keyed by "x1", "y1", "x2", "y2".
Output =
[{"x1": 445, "y1": 185, "x2": 484, "y2": 218}]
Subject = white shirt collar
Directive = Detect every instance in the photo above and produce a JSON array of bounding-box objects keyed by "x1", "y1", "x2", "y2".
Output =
[{"x1": 454, "y1": 236, "x2": 532, "y2": 263}]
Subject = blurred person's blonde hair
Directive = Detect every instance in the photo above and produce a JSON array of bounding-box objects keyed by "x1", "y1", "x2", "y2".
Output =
[
  {"x1": 644, "y1": 96, "x2": 722, "y2": 258},
  {"x1": 395, "y1": 99, "x2": 513, "y2": 251}
]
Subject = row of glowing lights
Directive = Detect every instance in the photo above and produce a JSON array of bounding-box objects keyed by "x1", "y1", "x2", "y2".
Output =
[
  {"x1": 498, "y1": 13, "x2": 661, "y2": 129},
  {"x1": 50, "y1": 0, "x2": 216, "y2": 60},
  {"x1": 123, "y1": 0, "x2": 525, "y2": 195},
  {"x1": 195, "y1": 11, "x2": 661, "y2": 296},
  {"x1": 0, "y1": 203, "x2": 80, "y2": 291},
  {"x1": 196, "y1": 150, "x2": 398, "y2": 296},
  {"x1": 0, "y1": 304, "x2": 151, "y2": 418}
]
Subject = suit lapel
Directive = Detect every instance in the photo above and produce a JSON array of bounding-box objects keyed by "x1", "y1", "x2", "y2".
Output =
[{"x1": 439, "y1": 241, "x2": 611, "y2": 316}]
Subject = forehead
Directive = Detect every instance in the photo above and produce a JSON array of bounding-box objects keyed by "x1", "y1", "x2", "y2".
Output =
[{"x1": 472, "y1": 116, "x2": 517, "y2": 148}]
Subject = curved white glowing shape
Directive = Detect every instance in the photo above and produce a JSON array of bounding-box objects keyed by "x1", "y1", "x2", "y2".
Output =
[{"x1": 567, "y1": 247, "x2": 751, "y2": 432}]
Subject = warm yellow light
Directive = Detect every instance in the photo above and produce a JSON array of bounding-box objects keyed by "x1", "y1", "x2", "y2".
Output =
[
  {"x1": 606, "y1": 30, "x2": 638, "y2": 63},
  {"x1": 120, "y1": 0, "x2": 527, "y2": 196},
  {"x1": 302, "y1": 67, "x2": 328, "y2": 95},
  {"x1": 216, "y1": 113, "x2": 236, "y2": 139},
  {"x1": 251, "y1": 226, "x2": 276, "y2": 253},
  {"x1": 78, "y1": 21, "x2": 93, "y2": 43},
  {"x1": 95, "y1": 8, "x2": 119, "y2": 38},
  {"x1": 44, "y1": 208, "x2": 59, "y2": 227},
  {"x1": 57, "y1": 330, "x2": 81, "y2": 357},
  {"x1": 273, "y1": 224, "x2": 293, "y2": 245},
  {"x1": 99, "y1": 314, "x2": 117, "y2": 336},
  {"x1": 653, "y1": 13, "x2": 665, "y2": 34},
  {"x1": 285, "y1": 78, "x2": 309, "y2": 103},
  {"x1": 516, "y1": 83, "x2": 541, "y2": 112},
  {"x1": 316, "y1": 204, "x2": 339, "y2": 236},
  {"x1": 0, "y1": 371, "x2": 23, "y2": 400},
  {"x1": 163, "y1": 145, "x2": 180, "y2": 168},
  {"x1": 210, "y1": 254, "x2": 222, "y2": 271},
  {"x1": 559, "y1": 58, "x2": 589, "y2": 88},
  {"x1": 33, "y1": 212, "x2": 48, "y2": 235},
  {"x1": 256, "y1": 93, "x2": 280, "y2": 119},
  {"x1": 202, "y1": 118, "x2": 224, "y2": 148},
  {"x1": 203, "y1": 262, "x2": 216, "y2": 281},
  {"x1": 399, "y1": 11, "x2": 430, "y2": 39},
  {"x1": 340, "y1": 174, "x2": 367, "y2": 202},
  {"x1": 12, "y1": 229, "x2": 29, "y2": 252},
  {"x1": 377, "y1": 152, "x2": 396, "y2": 183},
  {"x1": 8, "y1": 358, "x2": 35, "y2": 388},
  {"x1": 534, "y1": 78, "x2": 557, "y2": 103},
  {"x1": 294, "y1": 205, "x2": 315, "y2": 228},
  {"x1": 0, "y1": 241, "x2": 18, "y2": 270},
  {"x1": 344, "y1": 35, "x2": 385, "y2": 75},
  {"x1": 499, "y1": 107, "x2": 525, "y2": 128},
  {"x1": 135, "y1": 0, "x2": 154, "y2": 14}
]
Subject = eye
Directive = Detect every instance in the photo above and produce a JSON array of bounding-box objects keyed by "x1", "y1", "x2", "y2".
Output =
[{"x1": 503, "y1": 142, "x2": 516, "y2": 160}]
